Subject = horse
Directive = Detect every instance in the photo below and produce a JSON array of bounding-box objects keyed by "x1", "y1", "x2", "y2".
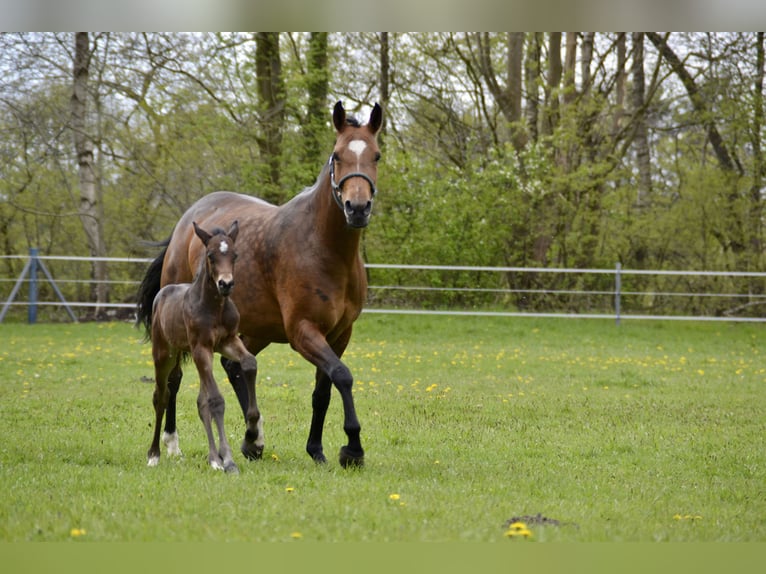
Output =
[
  {"x1": 137, "y1": 101, "x2": 383, "y2": 467},
  {"x1": 145, "y1": 220, "x2": 261, "y2": 474}
]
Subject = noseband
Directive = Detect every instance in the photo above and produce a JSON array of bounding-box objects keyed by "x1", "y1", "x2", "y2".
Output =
[{"x1": 328, "y1": 154, "x2": 378, "y2": 211}]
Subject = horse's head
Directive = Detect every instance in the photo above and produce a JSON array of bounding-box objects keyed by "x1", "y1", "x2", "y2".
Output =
[
  {"x1": 193, "y1": 220, "x2": 239, "y2": 297},
  {"x1": 330, "y1": 101, "x2": 383, "y2": 229}
]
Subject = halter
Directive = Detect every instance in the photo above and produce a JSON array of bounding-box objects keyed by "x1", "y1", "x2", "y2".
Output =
[{"x1": 328, "y1": 154, "x2": 378, "y2": 211}]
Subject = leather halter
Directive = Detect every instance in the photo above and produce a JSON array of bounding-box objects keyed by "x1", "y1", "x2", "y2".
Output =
[{"x1": 328, "y1": 154, "x2": 378, "y2": 211}]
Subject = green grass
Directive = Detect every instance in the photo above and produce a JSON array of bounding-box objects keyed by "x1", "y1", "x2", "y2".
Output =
[{"x1": 0, "y1": 315, "x2": 764, "y2": 542}]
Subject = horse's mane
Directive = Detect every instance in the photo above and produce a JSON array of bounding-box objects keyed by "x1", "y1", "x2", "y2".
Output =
[{"x1": 345, "y1": 116, "x2": 362, "y2": 127}]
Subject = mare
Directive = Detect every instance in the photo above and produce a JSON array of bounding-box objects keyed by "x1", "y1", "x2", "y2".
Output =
[
  {"x1": 137, "y1": 101, "x2": 382, "y2": 467},
  {"x1": 146, "y1": 220, "x2": 261, "y2": 473}
]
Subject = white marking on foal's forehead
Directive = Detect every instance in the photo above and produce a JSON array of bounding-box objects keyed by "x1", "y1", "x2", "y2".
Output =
[
  {"x1": 348, "y1": 139, "x2": 367, "y2": 158},
  {"x1": 219, "y1": 240, "x2": 229, "y2": 254}
]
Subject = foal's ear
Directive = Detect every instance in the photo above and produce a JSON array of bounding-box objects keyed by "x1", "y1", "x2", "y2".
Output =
[
  {"x1": 368, "y1": 102, "x2": 383, "y2": 135},
  {"x1": 227, "y1": 220, "x2": 239, "y2": 243},
  {"x1": 333, "y1": 101, "x2": 346, "y2": 132},
  {"x1": 193, "y1": 221, "x2": 212, "y2": 246}
]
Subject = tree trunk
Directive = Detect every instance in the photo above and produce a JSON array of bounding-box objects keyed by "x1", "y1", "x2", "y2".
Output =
[
  {"x1": 749, "y1": 32, "x2": 764, "y2": 261},
  {"x1": 524, "y1": 32, "x2": 541, "y2": 143},
  {"x1": 631, "y1": 33, "x2": 652, "y2": 206},
  {"x1": 542, "y1": 32, "x2": 562, "y2": 137},
  {"x1": 581, "y1": 32, "x2": 594, "y2": 95},
  {"x1": 613, "y1": 33, "x2": 627, "y2": 136},
  {"x1": 303, "y1": 32, "x2": 329, "y2": 169},
  {"x1": 71, "y1": 32, "x2": 108, "y2": 319},
  {"x1": 255, "y1": 32, "x2": 285, "y2": 199},
  {"x1": 379, "y1": 32, "x2": 390, "y2": 148},
  {"x1": 507, "y1": 32, "x2": 525, "y2": 151},
  {"x1": 646, "y1": 32, "x2": 740, "y2": 175},
  {"x1": 563, "y1": 32, "x2": 577, "y2": 106}
]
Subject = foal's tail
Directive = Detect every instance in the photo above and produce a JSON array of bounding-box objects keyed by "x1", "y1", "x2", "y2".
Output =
[{"x1": 135, "y1": 239, "x2": 170, "y2": 340}]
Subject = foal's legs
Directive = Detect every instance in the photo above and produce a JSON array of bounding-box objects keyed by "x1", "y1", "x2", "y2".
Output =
[
  {"x1": 162, "y1": 366, "x2": 183, "y2": 456},
  {"x1": 192, "y1": 345, "x2": 238, "y2": 473},
  {"x1": 148, "y1": 351, "x2": 177, "y2": 466},
  {"x1": 221, "y1": 337, "x2": 267, "y2": 461},
  {"x1": 161, "y1": 364, "x2": 183, "y2": 456}
]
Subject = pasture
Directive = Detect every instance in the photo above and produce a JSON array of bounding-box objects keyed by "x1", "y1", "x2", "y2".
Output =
[{"x1": 0, "y1": 315, "x2": 763, "y2": 542}]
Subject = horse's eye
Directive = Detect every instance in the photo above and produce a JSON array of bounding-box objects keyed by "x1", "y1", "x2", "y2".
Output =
[
  {"x1": 232, "y1": 253, "x2": 238, "y2": 262},
  {"x1": 332, "y1": 152, "x2": 340, "y2": 162},
  {"x1": 374, "y1": 152, "x2": 381, "y2": 163}
]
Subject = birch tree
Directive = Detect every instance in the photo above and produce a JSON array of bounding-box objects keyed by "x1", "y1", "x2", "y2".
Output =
[{"x1": 71, "y1": 32, "x2": 109, "y2": 317}]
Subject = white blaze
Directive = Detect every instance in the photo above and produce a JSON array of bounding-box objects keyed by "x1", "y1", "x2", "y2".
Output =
[
  {"x1": 348, "y1": 140, "x2": 367, "y2": 169},
  {"x1": 219, "y1": 241, "x2": 229, "y2": 254}
]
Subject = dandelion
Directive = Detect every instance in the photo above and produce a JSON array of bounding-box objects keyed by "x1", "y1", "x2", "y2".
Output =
[
  {"x1": 271, "y1": 453, "x2": 280, "y2": 462},
  {"x1": 70, "y1": 528, "x2": 86, "y2": 537},
  {"x1": 388, "y1": 493, "x2": 400, "y2": 501},
  {"x1": 285, "y1": 487, "x2": 295, "y2": 493},
  {"x1": 290, "y1": 532, "x2": 303, "y2": 539},
  {"x1": 504, "y1": 522, "x2": 532, "y2": 539}
]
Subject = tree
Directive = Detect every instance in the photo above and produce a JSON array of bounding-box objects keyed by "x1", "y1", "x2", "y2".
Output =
[
  {"x1": 302, "y1": 32, "x2": 329, "y2": 170},
  {"x1": 71, "y1": 32, "x2": 109, "y2": 317},
  {"x1": 631, "y1": 32, "x2": 652, "y2": 206},
  {"x1": 255, "y1": 32, "x2": 285, "y2": 200}
]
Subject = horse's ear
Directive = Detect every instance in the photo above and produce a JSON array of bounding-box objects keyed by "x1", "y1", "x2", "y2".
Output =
[
  {"x1": 333, "y1": 101, "x2": 346, "y2": 132},
  {"x1": 227, "y1": 220, "x2": 239, "y2": 243},
  {"x1": 193, "y1": 221, "x2": 212, "y2": 246},
  {"x1": 368, "y1": 102, "x2": 383, "y2": 135}
]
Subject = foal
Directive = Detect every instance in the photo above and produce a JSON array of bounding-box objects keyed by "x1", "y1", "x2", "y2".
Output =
[{"x1": 146, "y1": 220, "x2": 260, "y2": 473}]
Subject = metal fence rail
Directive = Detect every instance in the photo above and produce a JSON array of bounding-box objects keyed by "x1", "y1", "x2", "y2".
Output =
[{"x1": 2, "y1": 252, "x2": 766, "y2": 323}]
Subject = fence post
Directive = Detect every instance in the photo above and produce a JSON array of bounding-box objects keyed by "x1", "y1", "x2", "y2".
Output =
[
  {"x1": 28, "y1": 247, "x2": 38, "y2": 324},
  {"x1": 615, "y1": 262, "x2": 622, "y2": 326}
]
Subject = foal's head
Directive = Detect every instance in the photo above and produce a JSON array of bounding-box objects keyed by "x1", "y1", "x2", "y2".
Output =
[
  {"x1": 193, "y1": 220, "x2": 239, "y2": 297},
  {"x1": 330, "y1": 101, "x2": 383, "y2": 229}
]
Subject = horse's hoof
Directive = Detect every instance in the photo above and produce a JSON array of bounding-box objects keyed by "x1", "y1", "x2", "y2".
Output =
[
  {"x1": 224, "y1": 461, "x2": 240, "y2": 474},
  {"x1": 241, "y1": 441, "x2": 264, "y2": 461},
  {"x1": 147, "y1": 455, "x2": 159, "y2": 467},
  {"x1": 313, "y1": 452, "x2": 327, "y2": 464},
  {"x1": 339, "y1": 446, "x2": 364, "y2": 468},
  {"x1": 162, "y1": 431, "x2": 182, "y2": 457}
]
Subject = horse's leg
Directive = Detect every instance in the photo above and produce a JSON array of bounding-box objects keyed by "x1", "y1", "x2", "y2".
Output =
[
  {"x1": 221, "y1": 356, "x2": 249, "y2": 418},
  {"x1": 147, "y1": 353, "x2": 173, "y2": 467},
  {"x1": 306, "y1": 368, "x2": 332, "y2": 464},
  {"x1": 294, "y1": 324, "x2": 363, "y2": 467},
  {"x1": 193, "y1": 346, "x2": 238, "y2": 473},
  {"x1": 162, "y1": 363, "x2": 183, "y2": 457},
  {"x1": 222, "y1": 340, "x2": 263, "y2": 460},
  {"x1": 222, "y1": 338, "x2": 267, "y2": 461}
]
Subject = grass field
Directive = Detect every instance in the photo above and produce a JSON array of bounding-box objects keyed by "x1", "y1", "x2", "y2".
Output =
[{"x1": 0, "y1": 314, "x2": 763, "y2": 542}]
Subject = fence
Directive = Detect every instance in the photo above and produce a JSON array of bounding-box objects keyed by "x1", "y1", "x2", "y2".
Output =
[{"x1": 2, "y1": 251, "x2": 766, "y2": 323}]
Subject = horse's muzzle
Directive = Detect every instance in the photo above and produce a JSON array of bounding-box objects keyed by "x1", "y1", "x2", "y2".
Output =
[
  {"x1": 344, "y1": 199, "x2": 373, "y2": 228},
  {"x1": 218, "y1": 278, "x2": 234, "y2": 296}
]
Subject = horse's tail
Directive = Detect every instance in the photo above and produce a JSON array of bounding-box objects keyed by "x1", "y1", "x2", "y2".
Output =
[{"x1": 135, "y1": 239, "x2": 170, "y2": 340}]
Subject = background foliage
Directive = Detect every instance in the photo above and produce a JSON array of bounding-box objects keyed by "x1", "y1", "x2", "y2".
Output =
[{"x1": 1, "y1": 33, "x2": 764, "y2": 316}]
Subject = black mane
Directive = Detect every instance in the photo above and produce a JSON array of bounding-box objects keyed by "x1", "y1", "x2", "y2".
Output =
[{"x1": 345, "y1": 116, "x2": 361, "y2": 127}]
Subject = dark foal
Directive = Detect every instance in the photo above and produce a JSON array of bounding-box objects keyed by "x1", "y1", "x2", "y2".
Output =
[{"x1": 146, "y1": 220, "x2": 261, "y2": 473}]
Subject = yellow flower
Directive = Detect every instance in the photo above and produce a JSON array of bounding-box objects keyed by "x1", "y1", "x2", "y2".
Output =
[
  {"x1": 389, "y1": 493, "x2": 401, "y2": 501},
  {"x1": 504, "y1": 521, "x2": 532, "y2": 539},
  {"x1": 290, "y1": 532, "x2": 302, "y2": 539},
  {"x1": 270, "y1": 453, "x2": 280, "y2": 462},
  {"x1": 285, "y1": 487, "x2": 295, "y2": 493},
  {"x1": 70, "y1": 528, "x2": 86, "y2": 537}
]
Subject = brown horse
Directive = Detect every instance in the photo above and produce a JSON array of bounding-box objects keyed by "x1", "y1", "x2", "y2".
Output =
[
  {"x1": 146, "y1": 220, "x2": 261, "y2": 473},
  {"x1": 137, "y1": 101, "x2": 382, "y2": 467}
]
